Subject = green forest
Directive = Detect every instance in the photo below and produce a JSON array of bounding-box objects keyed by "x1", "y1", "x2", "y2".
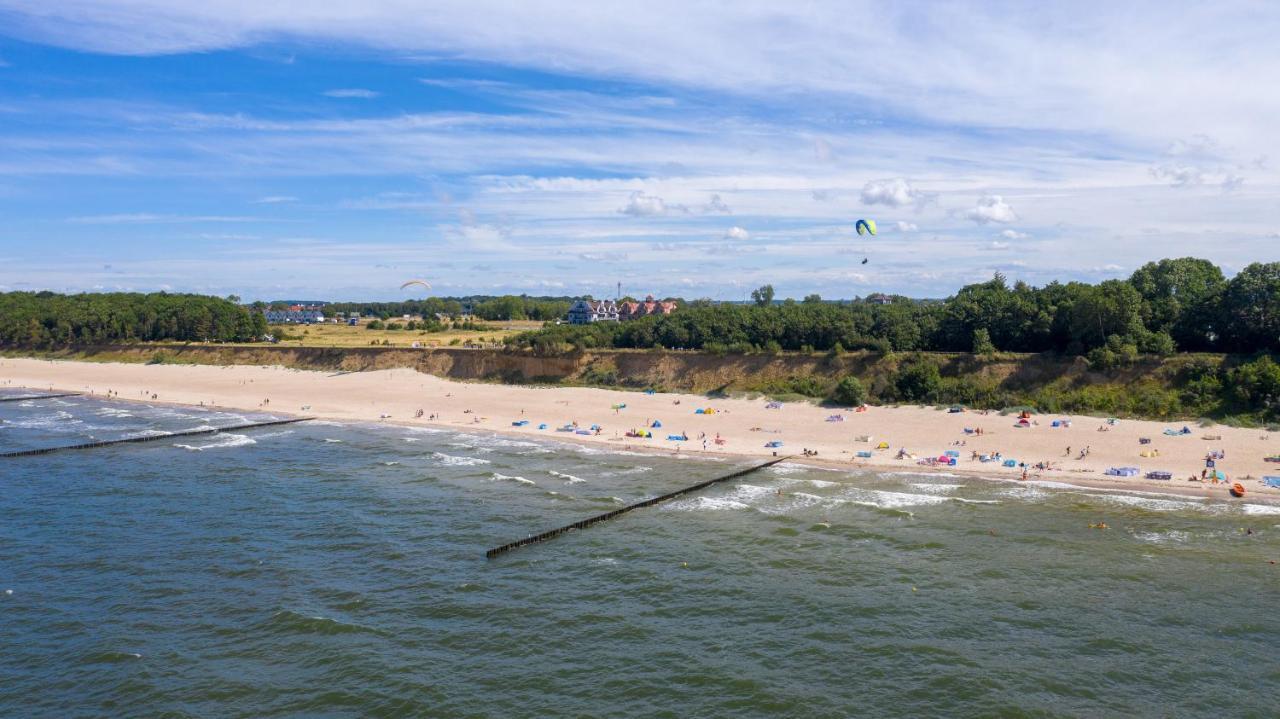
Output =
[
  {"x1": 0, "y1": 292, "x2": 266, "y2": 346},
  {"x1": 507, "y1": 259, "x2": 1280, "y2": 359}
]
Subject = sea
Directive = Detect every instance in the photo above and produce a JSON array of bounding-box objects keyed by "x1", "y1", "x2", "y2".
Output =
[{"x1": 2, "y1": 390, "x2": 1278, "y2": 718}]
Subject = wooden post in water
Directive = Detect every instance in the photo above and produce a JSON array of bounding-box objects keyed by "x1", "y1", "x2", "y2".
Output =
[
  {"x1": 486, "y1": 455, "x2": 792, "y2": 559},
  {"x1": 0, "y1": 417, "x2": 314, "y2": 458},
  {"x1": 0, "y1": 393, "x2": 82, "y2": 402}
]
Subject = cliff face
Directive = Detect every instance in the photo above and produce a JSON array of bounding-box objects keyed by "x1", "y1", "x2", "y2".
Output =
[{"x1": 61, "y1": 344, "x2": 1103, "y2": 394}]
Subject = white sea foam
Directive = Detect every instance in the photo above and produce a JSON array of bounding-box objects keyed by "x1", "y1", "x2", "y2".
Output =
[
  {"x1": 402, "y1": 425, "x2": 447, "y2": 434},
  {"x1": 1242, "y1": 503, "x2": 1280, "y2": 516},
  {"x1": 665, "y1": 496, "x2": 751, "y2": 512},
  {"x1": 431, "y1": 452, "x2": 491, "y2": 467},
  {"x1": 490, "y1": 472, "x2": 536, "y2": 486},
  {"x1": 323, "y1": 438, "x2": 343, "y2": 443},
  {"x1": 1130, "y1": 529, "x2": 1193, "y2": 545},
  {"x1": 910, "y1": 483, "x2": 963, "y2": 493},
  {"x1": 174, "y1": 433, "x2": 256, "y2": 451},
  {"x1": 845, "y1": 489, "x2": 951, "y2": 509},
  {"x1": 1080, "y1": 493, "x2": 1208, "y2": 513},
  {"x1": 549, "y1": 470, "x2": 586, "y2": 484}
]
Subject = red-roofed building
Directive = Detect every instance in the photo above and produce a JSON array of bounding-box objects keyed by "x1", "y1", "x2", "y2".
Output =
[{"x1": 619, "y1": 295, "x2": 678, "y2": 321}]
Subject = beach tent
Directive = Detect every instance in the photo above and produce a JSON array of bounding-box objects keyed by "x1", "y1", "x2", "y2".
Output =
[
  {"x1": 512, "y1": 420, "x2": 529, "y2": 426},
  {"x1": 651, "y1": 420, "x2": 662, "y2": 428},
  {"x1": 1105, "y1": 467, "x2": 1140, "y2": 477},
  {"x1": 944, "y1": 450, "x2": 960, "y2": 458},
  {"x1": 1145, "y1": 471, "x2": 1173, "y2": 480},
  {"x1": 695, "y1": 408, "x2": 705, "y2": 414},
  {"x1": 949, "y1": 405, "x2": 965, "y2": 413},
  {"x1": 876, "y1": 441, "x2": 890, "y2": 449},
  {"x1": 537, "y1": 423, "x2": 548, "y2": 430},
  {"x1": 1003, "y1": 459, "x2": 1018, "y2": 467},
  {"x1": 1263, "y1": 476, "x2": 1280, "y2": 489},
  {"x1": 765, "y1": 440, "x2": 784, "y2": 448},
  {"x1": 645, "y1": 389, "x2": 656, "y2": 395},
  {"x1": 1015, "y1": 419, "x2": 1031, "y2": 428},
  {"x1": 856, "y1": 451, "x2": 873, "y2": 458}
]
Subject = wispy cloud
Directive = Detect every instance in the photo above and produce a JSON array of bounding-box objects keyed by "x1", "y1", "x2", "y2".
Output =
[
  {"x1": 252, "y1": 195, "x2": 298, "y2": 204},
  {"x1": 67, "y1": 213, "x2": 264, "y2": 224},
  {"x1": 323, "y1": 88, "x2": 380, "y2": 98}
]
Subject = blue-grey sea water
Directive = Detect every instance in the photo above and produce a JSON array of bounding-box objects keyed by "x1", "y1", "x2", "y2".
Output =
[{"x1": 2, "y1": 390, "x2": 1278, "y2": 717}]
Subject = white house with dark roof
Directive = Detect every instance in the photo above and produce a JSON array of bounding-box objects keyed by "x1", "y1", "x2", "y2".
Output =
[{"x1": 567, "y1": 299, "x2": 620, "y2": 324}]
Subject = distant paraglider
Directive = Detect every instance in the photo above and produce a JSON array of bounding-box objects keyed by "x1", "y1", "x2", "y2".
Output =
[
  {"x1": 855, "y1": 219, "x2": 876, "y2": 264},
  {"x1": 400, "y1": 279, "x2": 432, "y2": 293}
]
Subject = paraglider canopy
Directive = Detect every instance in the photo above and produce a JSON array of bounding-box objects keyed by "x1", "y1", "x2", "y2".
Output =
[
  {"x1": 855, "y1": 219, "x2": 877, "y2": 236},
  {"x1": 400, "y1": 279, "x2": 432, "y2": 292}
]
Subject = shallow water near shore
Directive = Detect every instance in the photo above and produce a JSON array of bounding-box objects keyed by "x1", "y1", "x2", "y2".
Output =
[{"x1": 2, "y1": 393, "x2": 1278, "y2": 717}]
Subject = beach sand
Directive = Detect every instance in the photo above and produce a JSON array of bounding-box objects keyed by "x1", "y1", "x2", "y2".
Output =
[{"x1": 3, "y1": 357, "x2": 1276, "y2": 502}]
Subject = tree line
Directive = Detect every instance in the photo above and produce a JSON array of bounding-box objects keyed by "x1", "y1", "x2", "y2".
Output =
[
  {"x1": 508, "y1": 259, "x2": 1280, "y2": 359},
  {"x1": 302, "y1": 295, "x2": 573, "y2": 322},
  {"x1": 0, "y1": 292, "x2": 267, "y2": 347}
]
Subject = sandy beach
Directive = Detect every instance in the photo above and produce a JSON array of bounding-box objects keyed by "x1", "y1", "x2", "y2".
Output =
[{"x1": 3, "y1": 356, "x2": 1277, "y2": 502}]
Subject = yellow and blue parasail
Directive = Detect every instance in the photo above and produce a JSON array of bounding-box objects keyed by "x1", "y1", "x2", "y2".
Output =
[{"x1": 855, "y1": 219, "x2": 877, "y2": 236}]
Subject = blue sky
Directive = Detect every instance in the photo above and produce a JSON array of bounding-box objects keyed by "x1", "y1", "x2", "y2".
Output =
[{"x1": 0, "y1": 2, "x2": 1276, "y2": 301}]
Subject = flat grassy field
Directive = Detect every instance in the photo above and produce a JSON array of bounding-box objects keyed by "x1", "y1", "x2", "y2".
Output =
[{"x1": 261, "y1": 320, "x2": 544, "y2": 348}]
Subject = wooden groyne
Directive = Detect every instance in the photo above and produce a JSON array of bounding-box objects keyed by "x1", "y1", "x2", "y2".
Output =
[
  {"x1": 486, "y1": 455, "x2": 792, "y2": 559},
  {"x1": 0, "y1": 417, "x2": 314, "y2": 458},
  {"x1": 0, "y1": 393, "x2": 81, "y2": 402}
]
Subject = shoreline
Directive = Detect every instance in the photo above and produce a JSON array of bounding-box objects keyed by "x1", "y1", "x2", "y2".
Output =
[{"x1": 3, "y1": 357, "x2": 1277, "y2": 505}]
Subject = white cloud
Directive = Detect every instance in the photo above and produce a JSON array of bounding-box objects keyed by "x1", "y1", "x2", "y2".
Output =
[
  {"x1": 984, "y1": 241, "x2": 1010, "y2": 251},
  {"x1": 323, "y1": 88, "x2": 380, "y2": 98},
  {"x1": 618, "y1": 191, "x2": 686, "y2": 216},
  {"x1": 724, "y1": 226, "x2": 750, "y2": 241},
  {"x1": 1222, "y1": 174, "x2": 1245, "y2": 192},
  {"x1": 253, "y1": 195, "x2": 298, "y2": 204},
  {"x1": 860, "y1": 178, "x2": 922, "y2": 208},
  {"x1": 893, "y1": 221, "x2": 918, "y2": 232},
  {"x1": 963, "y1": 195, "x2": 1017, "y2": 224},
  {"x1": 999, "y1": 229, "x2": 1028, "y2": 240},
  {"x1": 1150, "y1": 163, "x2": 1203, "y2": 187}
]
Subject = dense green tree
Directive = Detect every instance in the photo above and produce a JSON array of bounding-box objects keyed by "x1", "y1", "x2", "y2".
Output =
[
  {"x1": 1219, "y1": 262, "x2": 1280, "y2": 352},
  {"x1": 751, "y1": 285, "x2": 775, "y2": 307},
  {"x1": 831, "y1": 376, "x2": 867, "y2": 406},
  {"x1": 1129, "y1": 258, "x2": 1224, "y2": 350}
]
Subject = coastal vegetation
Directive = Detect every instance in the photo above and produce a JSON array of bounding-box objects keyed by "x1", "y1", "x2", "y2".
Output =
[
  {"x1": 507, "y1": 258, "x2": 1278, "y2": 356},
  {"x1": 0, "y1": 291, "x2": 265, "y2": 346}
]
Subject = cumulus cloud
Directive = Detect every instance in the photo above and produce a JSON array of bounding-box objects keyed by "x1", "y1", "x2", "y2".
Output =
[
  {"x1": 860, "y1": 178, "x2": 923, "y2": 208},
  {"x1": 984, "y1": 241, "x2": 1010, "y2": 251},
  {"x1": 618, "y1": 191, "x2": 686, "y2": 216},
  {"x1": 323, "y1": 88, "x2": 380, "y2": 98},
  {"x1": 704, "y1": 194, "x2": 731, "y2": 213},
  {"x1": 963, "y1": 195, "x2": 1017, "y2": 224},
  {"x1": 1222, "y1": 174, "x2": 1245, "y2": 192},
  {"x1": 724, "y1": 226, "x2": 750, "y2": 241},
  {"x1": 999, "y1": 229, "x2": 1028, "y2": 240},
  {"x1": 893, "y1": 221, "x2": 918, "y2": 232}
]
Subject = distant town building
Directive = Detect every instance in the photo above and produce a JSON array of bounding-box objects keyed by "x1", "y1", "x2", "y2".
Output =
[
  {"x1": 263, "y1": 305, "x2": 326, "y2": 324},
  {"x1": 567, "y1": 299, "x2": 620, "y2": 324},
  {"x1": 865, "y1": 293, "x2": 894, "y2": 305},
  {"x1": 619, "y1": 294, "x2": 678, "y2": 321}
]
